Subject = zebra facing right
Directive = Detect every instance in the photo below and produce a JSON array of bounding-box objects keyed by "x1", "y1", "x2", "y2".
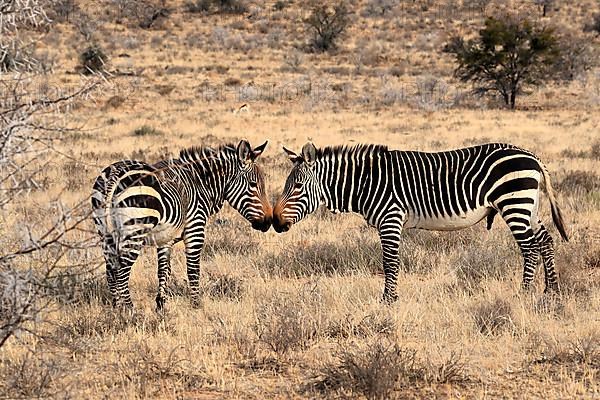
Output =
[
  {"x1": 273, "y1": 142, "x2": 568, "y2": 303},
  {"x1": 92, "y1": 140, "x2": 272, "y2": 309}
]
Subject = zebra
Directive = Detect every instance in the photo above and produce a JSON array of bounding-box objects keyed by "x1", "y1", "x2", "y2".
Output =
[
  {"x1": 91, "y1": 140, "x2": 272, "y2": 309},
  {"x1": 272, "y1": 142, "x2": 568, "y2": 303}
]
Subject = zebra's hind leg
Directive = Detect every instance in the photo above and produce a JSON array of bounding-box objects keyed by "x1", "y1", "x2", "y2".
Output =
[
  {"x1": 102, "y1": 236, "x2": 120, "y2": 307},
  {"x1": 378, "y1": 218, "x2": 403, "y2": 304},
  {"x1": 504, "y1": 219, "x2": 540, "y2": 290},
  {"x1": 156, "y1": 245, "x2": 173, "y2": 311},
  {"x1": 535, "y1": 223, "x2": 560, "y2": 293},
  {"x1": 112, "y1": 234, "x2": 144, "y2": 309}
]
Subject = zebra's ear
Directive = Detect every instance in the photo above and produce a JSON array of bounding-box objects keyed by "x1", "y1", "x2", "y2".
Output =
[
  {"x1": 283, "y1": 146, "x2": 301, "y2": 163},
  {"x1": 301, "y1": 142, "x2": 317, "y2": 165},
  {"x1": 251, "y1": 141, "x2": 268, "y2": 160},
  {"x1": 237, "y1": 139, "x2": 253, "y2": 163}
]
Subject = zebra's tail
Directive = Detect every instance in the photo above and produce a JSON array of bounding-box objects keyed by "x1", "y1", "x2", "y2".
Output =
[
  {"x1": 91, "y1": 166, "x2": 112, "y2": 236},
  {"x1": 541, "y1": 165, "x2": 569, "y2": 242}
]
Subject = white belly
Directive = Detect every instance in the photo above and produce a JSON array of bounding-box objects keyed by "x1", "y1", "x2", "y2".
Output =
[{"x1": 407, "y1": 208, "x2": 491, "y2": 231}]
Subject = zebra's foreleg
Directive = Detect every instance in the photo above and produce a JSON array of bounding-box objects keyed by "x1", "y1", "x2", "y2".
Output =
[
  {"x1": 378, "y1": 220, "x2": 403, "y2": 304},
  {"x1": 155, "y1": 245, "x2": 173, "y2": 311},
  {"x1": 184, "y1": 223, "x2": 206, "y2": 308},
  {"x1": 535, "y1": 224, "x2": 560, "y2": 293}
]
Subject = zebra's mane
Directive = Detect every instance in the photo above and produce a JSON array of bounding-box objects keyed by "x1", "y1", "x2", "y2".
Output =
[
  {"x1": 316, "y1": 143, "x2": 389, "y2": 158},
  {"x1": 178, "y1": 143, "x2": 237, "y2": 163}
]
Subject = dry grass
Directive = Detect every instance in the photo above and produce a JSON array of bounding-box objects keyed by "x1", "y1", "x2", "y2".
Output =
[{"x1": 1, "y1": 0, "x2": 599, "y2": 398}]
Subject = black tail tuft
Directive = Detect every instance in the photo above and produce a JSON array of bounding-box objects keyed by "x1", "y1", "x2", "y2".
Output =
[{"x1": 551, "y1": 203, "x2": 569, "y2": 242}]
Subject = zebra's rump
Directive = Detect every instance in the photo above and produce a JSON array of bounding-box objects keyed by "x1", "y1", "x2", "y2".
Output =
[{"x1": 92, "y1": 160, "x2": 169, "y2": 237}]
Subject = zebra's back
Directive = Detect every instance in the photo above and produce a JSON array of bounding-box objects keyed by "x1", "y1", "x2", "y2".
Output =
[{"x1": 388, "y1": 143, "x2": 543, "y2": 230}]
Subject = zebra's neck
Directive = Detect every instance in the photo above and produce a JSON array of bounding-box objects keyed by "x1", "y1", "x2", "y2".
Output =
[
  {"x1": 314, "y1": 147, "x2": 379, "y2": 215},
  {"x1": 176, "y1": 147, "x2": 238, "y2": 212}
]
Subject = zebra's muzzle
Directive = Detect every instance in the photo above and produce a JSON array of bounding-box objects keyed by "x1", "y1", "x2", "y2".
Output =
[
  {"x1": 251, "y1": 216, "x2": 272, "y2": 232},
  {"x1": 272, "y1": 213, "x2": 292, "y2": 233}
]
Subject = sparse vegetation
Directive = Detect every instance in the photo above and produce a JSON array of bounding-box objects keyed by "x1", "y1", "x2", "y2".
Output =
[{"x1": 0, "y1": 0, "x2": 599, "y2": 398}]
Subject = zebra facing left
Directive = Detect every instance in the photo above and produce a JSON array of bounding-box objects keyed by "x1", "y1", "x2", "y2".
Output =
[
  {"x1": 273, "y1": 142, "x2": 568, "y2": 303},
  {"x1": 92, "y1": 140, "x2": 272, "y2": 309}
]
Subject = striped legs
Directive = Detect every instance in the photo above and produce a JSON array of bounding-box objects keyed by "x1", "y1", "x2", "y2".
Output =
[
  {"x1": 516, "y1": 234, "x2": 540, "y2": 290},
  {"x1": 379, "y1": 216, "x2": 404, "y2": 304},
  {"x1": 535, "y1": 224, "x2": 560, "y2": 293},
  {"x1": 102, "y1": 236, "x2": 119, "y2": 307},
  {"x1": 184, "y1": 219, "x2": 206, "y2": 307},
  {"x1": 155, "y1": 245, "x2": 173, "y2": 311},
  {"x1": 102, "y1": 232, "x2": 143, "y2": 308}
]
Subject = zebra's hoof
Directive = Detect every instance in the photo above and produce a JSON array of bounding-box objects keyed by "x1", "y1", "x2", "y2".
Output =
[
  {"x1": 155, "y1": 295, "x2": 166, "y2": 312},
  {"x1": 544, "y1": 283, "x2": 561, "y2": 294},
  {"x1": 190, "y1": 297, "x2": 202, "y2": 309}
]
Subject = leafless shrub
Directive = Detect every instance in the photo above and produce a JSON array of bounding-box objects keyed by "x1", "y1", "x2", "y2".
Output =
[
  {"x1": 0, "y1": 40, "x2": 39, "y2": 73},
  {"x1": 553, "y1": 29, "x2": 597, "y2": 81},
  {"x1": 111, "y1": 344, "x2": 204, "y2": 397},
  {"x1": 311, "y1": 340, "x2": 424, "y2": 399},
  {"x1": 282, "y1": 51, "x2": 304, "y2": 73},
  {"x1": 429, "y1": 351, "x2": 470, "y2": 384},
  {"x1": 415, "y1": 75, "x2": 452, "y2": 111},
  {"x1": 0, "y1": 71, "x2": 103, "y2": 350},
  {"x1": 530, "y1": 330, "x2": 600, "y2": 367},
  {"x1": 186, "y1": 0, "x2": 247, "y2": 14},
  {"x1": 112, "y1": 0, "x2": 171, "y2": 29},
  {"x1": 253, "y1": 292, "x2": 319, "y2": 355},
  {"x1": 0, "y1": 352, "x2": 66, "y2": 398},
  {"x1": 78, "y1": 44, "x2": 108, "y2": 74},
  {"x1": 326, "y1": 311, "x2": 396, "y2": 339},
  {"x1": 471, "y1": 297, "x2": 515, "y2": 336},
  {"x1": 48, "y1": 0, "x2": 79, "y2": 23},
  {"x1": 202, "y1": 272, "x2": 244, "y2": 301},
  {"x1": 361, "y1": 0, "x2": 395, "y2": 17},
  {"x1": 44, "y1": 271, "x2": 110, "y2": 306}
]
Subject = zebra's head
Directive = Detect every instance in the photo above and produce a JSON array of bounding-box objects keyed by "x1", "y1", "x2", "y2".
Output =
[
  {"x1": 225, "y1": 140, "x2": 272, "y2": 232},
  {"x1": 273, "y1": 142, "x2": 322, "y2": 233}
]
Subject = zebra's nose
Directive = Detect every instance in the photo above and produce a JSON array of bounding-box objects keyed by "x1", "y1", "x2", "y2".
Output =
[
  {"x1": 272, "y1": 213, "x2": 291, "y2": 233},
  {"x1": 252, "y1": 216, "x2": 271, "y2": 232}
]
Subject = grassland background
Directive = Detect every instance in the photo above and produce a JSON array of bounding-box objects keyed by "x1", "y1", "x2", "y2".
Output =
[{"x1": 1, "y1": 0, "x2": 599, "y2": 398}]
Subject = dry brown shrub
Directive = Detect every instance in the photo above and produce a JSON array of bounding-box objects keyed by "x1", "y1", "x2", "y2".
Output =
[
  {"x1": 471, "y1": 297, "x2": 515, "y2": 336},
  {"x1": 310, "y1": 340, "x2": 424, "y2": 399}
]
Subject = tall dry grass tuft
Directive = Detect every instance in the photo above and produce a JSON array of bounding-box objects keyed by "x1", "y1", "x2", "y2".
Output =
[
  {"x1": 311, "y1": 340, "x2": 424, "y2": 399},
  {"x1": 471, "y1": 297, "x2": 516, "y2": 336}
]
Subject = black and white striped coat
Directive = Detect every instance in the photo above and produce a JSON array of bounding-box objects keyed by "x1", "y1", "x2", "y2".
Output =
[
  {"x1": 273, "y1": 142, "x2": 568, "y2": 302},
  {"x1": 92, "y1": 140, "x2": 272, "y2": 309}
]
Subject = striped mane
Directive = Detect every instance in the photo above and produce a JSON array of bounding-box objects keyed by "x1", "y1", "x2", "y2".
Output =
[
  {"x1": 178, "y1": 143, "x2": 237, "y2": 163},
  {"x1": 316, "y1": 143, "x2": 388, "y2": 158}
]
